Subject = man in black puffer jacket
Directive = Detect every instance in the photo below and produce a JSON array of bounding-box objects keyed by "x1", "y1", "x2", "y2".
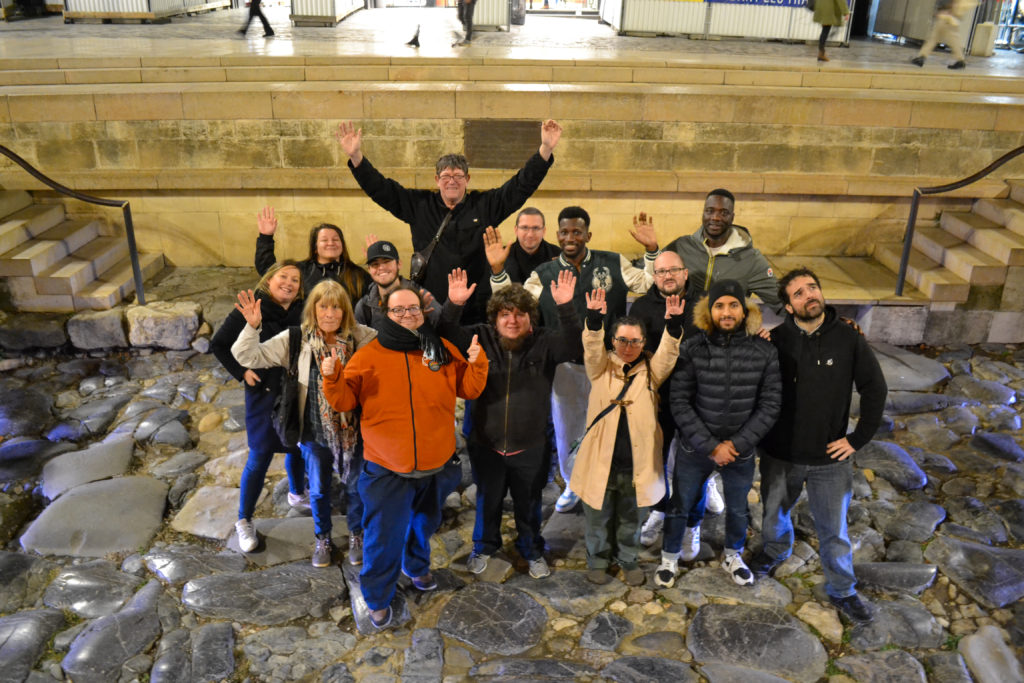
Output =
[
  {"x1": 661, "y1": 279, "x2": 781, "y2": 589},
  {"x1": 437, "y1": 268, "x2": 581, "y2": 580}
]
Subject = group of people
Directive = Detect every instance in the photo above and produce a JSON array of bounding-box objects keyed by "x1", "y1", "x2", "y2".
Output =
[{"x1": 211, "y1": 118, "x2": 888, "y2": 629}]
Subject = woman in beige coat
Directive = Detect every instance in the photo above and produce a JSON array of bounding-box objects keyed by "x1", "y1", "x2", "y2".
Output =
[{"x1": 571, "y1": 288, "x2": 684, "y2": 586}]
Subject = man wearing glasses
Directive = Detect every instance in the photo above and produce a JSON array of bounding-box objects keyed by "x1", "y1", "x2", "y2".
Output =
[
  {"x1": 487, "y1": 205, "x2": 659, "y2": 513},
  {"x1": 337, "y1": 120, "x2": 562, "y2": 325},
  {"x1": 493, "y1": 207, "x2": 561, "y2": 285}
]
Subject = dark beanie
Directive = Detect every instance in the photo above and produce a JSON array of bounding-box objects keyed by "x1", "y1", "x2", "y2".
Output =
[{"x1": 708, "y1": 279, "x2": 745, "y2": 309}]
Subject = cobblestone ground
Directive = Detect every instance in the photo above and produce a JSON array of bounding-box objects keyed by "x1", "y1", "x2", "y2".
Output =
[
  {"x1": 2, "y1": 7, "x2": 1024, "y2": 75},
  {"x1": 0, "y1": 266, "x2": 1023, "y2": 681}
]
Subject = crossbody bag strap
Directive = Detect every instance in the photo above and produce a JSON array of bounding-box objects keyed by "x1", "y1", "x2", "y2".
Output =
[{"x1": 581, "y1": 371, "x2": 637, "y2": 438}]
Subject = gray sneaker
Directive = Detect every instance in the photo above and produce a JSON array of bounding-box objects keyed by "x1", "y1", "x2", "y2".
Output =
[
  {"x1": 528, "y1": 557, "x2": 550, "y2": 579},
  {"x1": 466, "y1": 552, "x2": 490, "y2": 574},
  {"x1": 348, "y1": 533, "x2": 363, "y2": 566},
  {"x1": 312, "y1": 535, "x2": 333, "y2": 568}
]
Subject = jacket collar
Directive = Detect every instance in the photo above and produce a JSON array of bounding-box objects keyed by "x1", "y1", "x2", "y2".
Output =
[
  {"x1": 692, "y1": 293, "x2": 764, "y2": 338},
  {"x1": 558, "y1": 248, "x2": 592, "y2": 269}
]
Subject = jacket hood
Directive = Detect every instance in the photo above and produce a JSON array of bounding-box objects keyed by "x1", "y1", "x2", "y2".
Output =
[
  {"x1": 692, "y1": 294, "x2": 763, "y2": 336},
  {"x1": 688, "y1": 224, "x2": 754, "y2": 253}
]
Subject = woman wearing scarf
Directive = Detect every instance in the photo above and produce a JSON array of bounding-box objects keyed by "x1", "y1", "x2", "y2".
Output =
[
  {"x1": 321, "y1": 287, "x2": 488, "y2": 630},
  {"x1": 232, "y1": 280, "x2": 377, "y2": 568},
  {"x1": 254, "y1": 206, "x2": 372, "y2": 302}
]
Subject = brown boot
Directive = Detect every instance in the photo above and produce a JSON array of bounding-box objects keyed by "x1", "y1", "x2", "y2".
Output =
[{"x1": 817, "y1": 50, "x2": 829, "y2": 62}]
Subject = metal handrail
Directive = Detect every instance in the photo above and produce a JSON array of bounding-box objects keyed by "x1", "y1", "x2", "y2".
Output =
[
  {"x1": 896, "y1": 143, "x2": 1024, "y2": 296},
  {"x1": 0, "y1": 144, "x2": 146, "y2": 305}
]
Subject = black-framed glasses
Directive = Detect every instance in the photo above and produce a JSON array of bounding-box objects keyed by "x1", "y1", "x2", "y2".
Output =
[
  {"x1": 438, "y1": 173, "x2": 466, "y2": 182},
  {"x1": 613, "y1": 337, "x2": 644, "y2": 347},
  {"x1": 388, "y1": 305, "x2": 422, "y2": 316},
  {"x1": 654, "y1": 267, "x2": 685, "y2": 277}
]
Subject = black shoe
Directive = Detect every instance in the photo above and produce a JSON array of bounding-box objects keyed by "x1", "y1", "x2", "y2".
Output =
[
  {"x1": 830, "y1": 593, "x2": 875, "y2": 623},
  {"x1": 948, "y1": 61, "x2": 966, "y2": 70},
  {"x1": 237, "y1": 28, "x2": 247, "y2": 35},
  {"x1": 748, "y1": 552, "x2": 783, "y2": 578},
  {"x1": 264, "y1": 30, "x2": 275, "y2": 37},
  {"x1": 910, "y1": 56, "x2": 925, "y2": 67},
  {"x1": 406, "y1": 25, "x2": 420, "y2": 48}
]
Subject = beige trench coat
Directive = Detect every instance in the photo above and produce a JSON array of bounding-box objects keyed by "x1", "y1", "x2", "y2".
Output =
[{"x1": 569, "y1": 325, "x2": 681, "y2": 510}]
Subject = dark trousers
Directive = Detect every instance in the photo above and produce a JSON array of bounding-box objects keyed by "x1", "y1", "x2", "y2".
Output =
[
  {"x1": 818, "y1": 25, "x2": 832, "y2": 52},
  {"x1": 358, "y1": 460, "x2": 446, "y2": 611},
  {"x1": 457, "y1": 0, "x2": 476, "y2": 41},
  {"x1": 468, "y1": 443, "x2": 549, "y2": 561},
  {"x1": 653, "y1": 408, "x2": 707, "y2": 525},
  {"x1": 582, "y1": 468, "x2": 647, "y2": 570},
  {"x1": 241, "y1": 0, "x2": 273, "y2": 35},
  {"x1": 664, "y1": 447, "x2": 755, "y2": 554},
  {"x1": 239, "y1": 388, "x2": 304, "y2": 521}
]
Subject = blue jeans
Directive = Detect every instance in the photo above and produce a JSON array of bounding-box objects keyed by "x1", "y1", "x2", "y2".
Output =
[
  {"x1": 346, "y1": 436, "x2": 365, "y2": 536},
  {"x1": 299, "y1": 441, "x2": 334, "y2": 537},
  {"x1": 239, "y1": 388, "x2": 305, "y2": 521},
  {"x1": 760, "y1": 454, "x2": 856, "y2": 599},
  {"x1": 663, "y1": 445, "x2": 755, "y2": 554},
  {"x1": 655, "y1": 410, "x2": 707, "y2": 525},
  {"x1": 358, "y1": 460, "x2": 448, "y2": 611}
]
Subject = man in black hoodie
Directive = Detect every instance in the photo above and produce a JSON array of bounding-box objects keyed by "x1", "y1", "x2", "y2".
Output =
[
  {"x1": 750, "y1": 267, "x2": 887, "y2": 624},
  {"x1": 438, "y1": 268, "x2": 581, "y2": 580}
]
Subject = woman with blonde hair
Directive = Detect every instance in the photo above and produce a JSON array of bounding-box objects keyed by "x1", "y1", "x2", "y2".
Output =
[
  {"x1": 232, "y1": 279, "x2": 376, "y2": 567},
  {"x1": 212, "y1": 261, "x2": 308, "y2": 554}
]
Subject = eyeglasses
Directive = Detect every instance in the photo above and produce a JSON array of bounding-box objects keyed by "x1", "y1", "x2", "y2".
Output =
[
  {"x1": 438, "y1": 173, "x2": 466, "y2": 182},
  {"x1": 654, "y1": 267, "x2": 685, "y2": 277},
  {"x1": 613, "y1": 337, "x2": 644, "y2": 347},
  {"x1": 516, "y1": 225, "x2": 543, "y2": 232},
  {"x1": 388, "y1": 305, "x2": 422, "y2": 317}
]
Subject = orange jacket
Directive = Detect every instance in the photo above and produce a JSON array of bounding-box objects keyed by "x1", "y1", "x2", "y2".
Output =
[{"x1": 322, "y1": 338, "x2": 488, "y2": 474}]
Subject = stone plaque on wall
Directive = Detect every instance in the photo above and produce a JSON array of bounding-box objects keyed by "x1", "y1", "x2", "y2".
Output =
[{"x1": 464, "y1": 120, "x2": 538, "y2": 169}]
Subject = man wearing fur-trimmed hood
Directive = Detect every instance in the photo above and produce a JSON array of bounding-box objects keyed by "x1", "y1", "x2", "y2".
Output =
[{"x1": 659, "y1": 279, "x2": 781, "y2": 589}]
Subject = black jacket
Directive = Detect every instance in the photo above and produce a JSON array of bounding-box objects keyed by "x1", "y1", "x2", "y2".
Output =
[
  {"x1": 211, "y1": 290, "x2": 302, "y2": 393},
  {"x1": 254, "y1": 235, "x2": 371, "y2": 302},
  {"x1": 670, "y1": 296, "x2": 781, "y2": 459},
  {"x1": 762, "y1": 306, "x2": 887, "y2": 466},
  {"x1": 438, "y1": 299, "x2": 582, "y2": 453},
  {"x1": 349, "y1": 152, "x2": 553, "y2": 324},
  {"x1": 504, "y1": 239, "x2": 561, "y2": 284},
  {"x1": 628, "y1": 285, "x2": 698, "y2": 354}
]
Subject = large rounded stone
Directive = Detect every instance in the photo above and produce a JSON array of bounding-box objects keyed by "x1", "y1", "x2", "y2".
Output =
[
  {"x1": 67, "y1": 309, "x2": 128, "y2": 350},
  {"x1": 126, "y1": 302, "x2": 202, "y2": 351},
  {"x1": 438, "y1": 582, "x2": 547, "y2": 655},
  {"x1": 854, "y1": 441, "x2": 927, "y2": 491},
  {"x1": 925, "y1": 535, "x2": 1024, "y2": 608},
  {"x1": 43, "y1": 560, "x2": 144, "y2": 618},
  {"x1": 0, "y1": 389, "x2": 53, "y2": 438},
  {"x1": 0, "y1": 609, "x2": 66, "y2": 683},
  {"x1": 686, "y1": 604, "x2": 827, "y2": 681},
  {"x1": 835, "y1": 650, "x2": 926, "y2": 682}
]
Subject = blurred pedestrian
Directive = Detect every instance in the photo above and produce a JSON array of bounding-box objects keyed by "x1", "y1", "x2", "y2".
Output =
[{"x1": 814, "y1": 0, "x2": 849, "y2": 62}]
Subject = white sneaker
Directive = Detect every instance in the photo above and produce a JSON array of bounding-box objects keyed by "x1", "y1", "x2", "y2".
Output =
[
  {"x1": 287, "y1": 491, "x2": 310, "y2": 510},
  {"x1": 722, "y1": 552, "x2": 754, "y2": 586},
  {"x1": 654, "y1": 553, "x2": 679, "y2": 588},
  {"x1": 528, "y1": 557, "x2": 551, "y2": 579},
  {"x1": 680, "y1": 525, "x2": 701, "y2": 562},
  {"x1": 705, "y1": 473, "x2": 725, "y2": 515},
  {"x1": 555, "y1": 487, "x2": 579, "y2": 513},
  {"x1": 640, "y1": 510, "x2": 665, "y2": 546},
  {"x1": 235, "y1": 519, "x2": 258, "y2": 553}
]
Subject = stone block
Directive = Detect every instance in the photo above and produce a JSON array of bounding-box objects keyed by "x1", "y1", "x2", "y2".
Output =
[
  {"x1": 126, "y1": 301, "x2": 202, "y2": 350},
  {"x1": 67, "y1": 308, "x2": 128, "y2": 349},
  {"x1": 923, "y1": 310, "x2": 994, "y2": 346},
  {"x1": 304, "y1": 65, "x2": 389, "y2": 81},
  {"x1": 225, "y1": 66, "x2": 306, "y2": 82},
  {"x1": 870, "y1": 73, "x2": 953, "y2": 92},
  {"x1": 733, "y1": 97, "x2": 824, "y2": 125},
  {"x1": 141, "y1": 67, "x2": 226, "y2": 83},
  {"x1": 552, "y1": 65, "x2": 633, "y2": 83},
  {"x1": 65, "y1": 69, "x2": 142, "y2": 85},
  {"x1": 1001, "y1": 265, "x2": 1024, "y2": 310},
  {"x1": 988, "y1": 311, "x2": 1024, "y2": 343},
  {"x1": 821, "y1": 99, "x2": 912, "y2": 128},
  {"x1": 270, "y1": 90, "x2": 363, "y2": 119},
  {"x1": 644, "y1": 92, "x2": 734, "y2": 123},
  {"x1": 456, "y1": 88, "x2": 552, "y2": 120},
  {"x1": 858, "y1": 306, "x2": 928, "y2": 345},
  {"x1": 8, "y1": 94, "x2": 96, "y2": 123},
  {"x1": 468, "y1": 65, "x2": 553, "y2": 82},
  {"x1": 94, "y1": 93, "x2": 183, "y2": 121},
  {"x1": 673, "y1": 142, "x2": 737, "y2": 172},
  {"x1": 911, "y1": 102, "x2": 999, "y2": 131},
  {"x1": 735, "y1": 144, "x2": 801, "y2": 173},
  {"x1": 96, "y1": 140, "x2": 139, "y2": 169},
  {"x1": 363, "y1": 89, "x2": 455, "y2": 119},
  {"x1": 281, "y1": 139, "x2": 335, "y2": 169},
  {"x1": 33, "y1": 140, "x2": 96, "y2": 172},
  {"x1": 995, "y1": 106, "x2": 1024, "y2": 132},
  {"x1": 182, "y1": 91, "x2": 273, "y2": 120},
  {"x1": 802, "y1": 72, "x2": 873, "y2": 89},
  {"x1": 220, "y1": 140, "x2": 281, "y2": 169},
  {"x1": 871, "y1": 146, "x2": 919, "y2": 176}
]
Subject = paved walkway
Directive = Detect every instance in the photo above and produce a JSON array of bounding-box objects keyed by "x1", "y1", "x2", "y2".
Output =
[{"x1": 2, "y1": 7, "x2": 1024, "y2": 76}]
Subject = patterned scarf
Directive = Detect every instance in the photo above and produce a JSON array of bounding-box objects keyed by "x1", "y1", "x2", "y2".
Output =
[{"x1": 307, "y1": 328, "x2": 358, "y2": 478}]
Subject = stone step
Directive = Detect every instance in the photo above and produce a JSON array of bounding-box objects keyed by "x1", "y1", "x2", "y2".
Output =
[
  {"x1": 0, "y1": 190, "x2": 33, "y2": 220},
  {"x1": 973, "y1": 197, "x2": 1024, "y2": 237},
  {"x1": 940, "y1": 211, "x2": 1024, "y2": 267},
  {"x1": 873, "y1": 242, "x2": 970, "y2": 302},
  {"x1": 0, "y1": 220, "x2": 101, "y2": 277},
  {"x1": 73, "y1": 252, "x2": 165, "y2": 310},
  {"x1": 912, "y1": 226, "x2": 1007, "y2": 286},
  {"x1": 34, "y1": 233, "x2": 128, "y2": 296},
  {"x1": 0, "y1": 203, "x2": 66, "y2": 254},
  {"x1": 1008, "y1": 179, "x2": 1024, "y2": 206}
]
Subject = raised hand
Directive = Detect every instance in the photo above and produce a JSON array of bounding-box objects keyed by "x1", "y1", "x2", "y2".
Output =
[
  {"x1": 630, "y1": 212, "x2": 658, "y2": 252},
  {"x1": 585, "y1": 288, "x2": 607, "y2": 314},
  {"x1": 243, "y1": 369, "x2": 261, "y2": 387},
  {"x1": 447, "y1": 267, "x2": 477, "y2": 306},
  {"x1": 550, "y1": 269, "x2": 577, "y2": 306},
  {"x1": 321, "y1": 347, "x2": 338, "y2": 378},
  {"x1": 467, "y1": 334, "x2": 482, "y2": 363},
  {"x1": 363, "y1": 232, "x2": 380, "y2": 257},
  {"x1": 483, "y1": 226, "x2": 512, "y2": 275},
  {"x1": 421, "y1": 289, "x2": 437, "y2": 315},
  {"x1": 235, "y1": 289, "x2": 262, "y2": 329},
  {"x1": 539, "y1": 119, "x2": 563, "y2": 159},
  {"x1": 257, "y1": 206, "x2": 277, "y2": 236},
  {"x1": 664, "y1": 294, "x2": 685, "y2": 319},
  {"x1": 336, "y1": 122, "x2": 364, "y2": 166}
]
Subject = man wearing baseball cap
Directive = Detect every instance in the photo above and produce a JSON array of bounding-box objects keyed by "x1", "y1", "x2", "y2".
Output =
[{"x1": 354, "y1": 240, "x2": 440, "y2": 330}]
